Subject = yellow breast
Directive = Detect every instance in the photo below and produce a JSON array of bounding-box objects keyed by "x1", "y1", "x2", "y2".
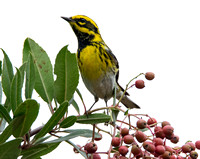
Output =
[{"x1": 77, "y1": 44, "x2": 113, "y2": 80}]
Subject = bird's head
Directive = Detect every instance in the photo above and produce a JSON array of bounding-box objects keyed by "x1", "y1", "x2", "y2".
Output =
[{"x1": 62, "y1": 15, "x2": 102, "y2": 43}]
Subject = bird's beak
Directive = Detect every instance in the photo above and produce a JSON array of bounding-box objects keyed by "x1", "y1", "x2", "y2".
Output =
[{"x1": 61, "y1": 16, "x2": 72, "y2": 23}]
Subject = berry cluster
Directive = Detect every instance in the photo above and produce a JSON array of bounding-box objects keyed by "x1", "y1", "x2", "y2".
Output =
[
  {"x1": 115, "y1": 118, "x2": 200, "y2": 159},
  {"x1": 74, "y1": 117, "x2": 200, "y2": 159},
  {"x1": 111, "y1": 118, "x2": 200, "y2": 159},
  {"x1": 109, "y1": 118, "x2": 200, "y2": 159},
  {"x1": 72, "y1": 72, "x2": 199, "y2": 158}
]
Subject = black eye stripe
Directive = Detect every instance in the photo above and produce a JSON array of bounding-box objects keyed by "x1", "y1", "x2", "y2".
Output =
[
  {"x1": 79, "y1": 18, "x2": 87, "y2": 23},
  {"x1": 74, "y1": 18, "x2": 99, "y2": 34}
]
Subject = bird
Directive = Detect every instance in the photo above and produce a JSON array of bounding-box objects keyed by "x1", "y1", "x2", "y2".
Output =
[{"x1": 61, "y1": 15, "x2": 140, "y2": 111}]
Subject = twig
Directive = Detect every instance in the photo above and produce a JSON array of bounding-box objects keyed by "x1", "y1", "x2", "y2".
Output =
[
  {"x1": 116, "y1": 119, "x2": 137, "y2": 129},
  {"x1": 92, "y1": 124, "x2": 95, "y2": 142},
  {"x1": 108, "y1": 125, "x2": 117, "y2": 159},
  {"x1": 48, "y1": 102, "x2": 54, "y2": 114},
  {"x1": 29, "y1": 125, "x2": 44, "y2": 137},
  {"x1": 95, "y1": 125, "x2": 112, "y2": 136},
  {"x1": 87, "y1": 106, "x2": 114, "y2": 114},
  {"x1": 116, "y1": 73, "x2": 144, "y2": 107}
]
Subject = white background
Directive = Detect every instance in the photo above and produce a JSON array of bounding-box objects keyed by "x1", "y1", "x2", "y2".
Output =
[{"x1": 0, "y1": 0, "x2": 200, "y2": 158}]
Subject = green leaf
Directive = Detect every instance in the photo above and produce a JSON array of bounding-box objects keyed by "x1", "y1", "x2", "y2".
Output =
[
  {"x1": 138, "y1": 128, "x2": 149, "y2": 132},
  {"x1": 0, "y1": 81, "x2": 2, "y2": 104},
  {"x1": 0, "y1": 121, "x2": 13, "y2": 144},
  {"x1": 76, "y1": 88, "x2": 84, "y2": 102},
  {"x1": 1, "y1": 49, "x2": 14, "y2": 102},
  {"x1": 0, "y1": 118, "x2": 6, "y2": 133},
  {"x1": 124, "y1": 109, "x2": 129, "y2": 116},
  {"x1": 19, "y1": 62, "x2": 27, "y2": 87},
  {"x1": 63, "y1": 129, "x2": 101, "y2": 138},
  {"x1": 3, "y1": 99, "x2": 11, "y2": 113},
  {"x1": 0, "y1": 138, "x2": 22, "y2": 159},
  {"x1": 33, "y1": 101, "x2": 68, "y2": 142},
  {"x1": 23, "y1": 38, "x2": 54, "y2": 103},
  {"x1": 12, "y1": 99, "x2": 40, "y2": 137},
  {"x1": 76, "y1": 113, "x2": 111, "y2": 124},
  {"x1": 10, "y1": 68, "x2": 23, "y2": 112},
  {"x1": 111, "y1": 108, "x2": 119, "y2": 123},
  {"x1": 21, "y1": 142, "x2": 59, "y2": 159},
  {"x1": 46, "y1": 129, "x2": 101, "y2": 144},
  {"x1": 0, "y1": 104, "x2": 12, "y2": 123},
  {"x1": 0, "y1": 60, "x2": 2, "y2": 76},
  {"x1": 54, "y1": 45, "x2": 79, "y2": 104},
  {"x1": 60, "y1": 115, "x2": 77, "y2": 128},
  {"x1": 71, "y1": 99, "x2": 80, "y2": 114},
  {"x1": 34, "y1": 136, "x2": 51, "y2": 145},
  {"x1": 25, "y1": 54, "x2": 35, "y2": 99},
  {"x1": 65, "y1": 140, "x2": 87, "y2": 158}
]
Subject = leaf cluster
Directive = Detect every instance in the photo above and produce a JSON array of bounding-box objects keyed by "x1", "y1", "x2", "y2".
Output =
[{"x1": 0, "y1": 38, "x2": 108, "y2": 159}]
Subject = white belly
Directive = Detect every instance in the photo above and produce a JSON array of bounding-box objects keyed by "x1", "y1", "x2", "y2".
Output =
[{"x1": 81, "y1": 71, "x2": 116, "y2": 101}]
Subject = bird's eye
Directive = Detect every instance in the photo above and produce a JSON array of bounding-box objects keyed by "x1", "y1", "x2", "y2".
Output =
[{"x1": 79, "y1": 18, "x2": 86, "y2": 23}]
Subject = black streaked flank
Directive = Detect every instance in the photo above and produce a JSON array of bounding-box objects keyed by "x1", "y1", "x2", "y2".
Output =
[
  {"x1": 103, "y1": 52, "x2": 108, "y2": 59},
  {"x1": 99, "y1": 54, "x2": 103, "y2": 62},
  {"x1": 105, "y1": 59, "x2": 109, "y2": 66}
]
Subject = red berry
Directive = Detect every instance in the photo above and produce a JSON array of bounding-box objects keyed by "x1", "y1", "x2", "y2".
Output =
[
  {"x1": 131, "y1": 144, "x2": 141, "y2": 156},
  {"x1": 147, "y1": 118, "x2": 157, "y2": 127},
  {"x1": 155, "y1": 145, "x2": 165, "y2": 155},
  {"x1": 89, "y1": 154, "x2": 101, "y2": 159},
  {"x1": 182, "y1": 144, "x2": 192, "y2": 153},
  {"x1": 162, "y1": 151, "x2": 172, "y2": 159},
  {"x1": 119, "y1": 146, "x2": 129, "y2": 156},
  {"x1": 135, "y1": 80, "x2": 145, "y2": 89},
  {"x1": 170, "y1": 135, "x2": 179, "y2": 144},
  {"x1": 154, "y1": 126, "x2": 165, "y2": 139},
  {"x1": 143, "y1": 141, "x2": 155, "y2": 153},
  {"x1": 135, "y1": 131, "x2": 147, "y2": 143},
  {"x1": 170, "y1": 155, "x2": 176, "y2": 159},
  {"x1": 166, "y1": 133, "x2": 174, "y2": 140},
  {"x1": 124, "y1": 135, "x2": 134, "y2": 144},
  {"x1": 165, "y1": 146, "x2": 174, "y2": 154},
  {"x1": 177, "y1": 156, "x2": 184, "y2": 159},
  {"x1": 162, "y1": 121, "x2": 171, "y2": 128},
  {"x1": 153, "y1": 138, "x2": 164, "y2": 146},
  {"x1": 94, "y1": 133, "x2": 102, "y2": 141},
  {"x1": 190, "y1": 151, "x2": 198, "y2": 159},
  {"x1": 136, "y1": 119, "x2": 147, "y2": 129},
  {"x1": 195, "y1": 140, "x2": 200, "y2": 150},
  {"x1": 85, "y1": 142, "x2": 98, "y2": 153},
  {"x1": 135, "y1": 150, "x2": 144, "y2": 158},
  {"x1": 154, "y1": 126, "x2": 162, "y2": 133},
  {"x1": 145, "y1": 72, "x2": 155, "y2": 80},
  {"x1": 121, "y1": 128, "x2": 129, "y2": 136},
  {"x1": 163, "y1": 125, "x2": 174, "y2": 136},
  {"x1": 187, "y1": 142, "x2": 196, "y2": 151},
  {"x1": 154, "y1": 152, "x2": 160, "y2": 157},
  {"x1": 111, "y1": 137, "x2": 121, "y2": 147}
]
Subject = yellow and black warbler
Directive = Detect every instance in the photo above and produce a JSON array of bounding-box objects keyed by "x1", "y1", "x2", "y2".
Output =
[{"x1": 62, "y1": 15, "x2": 140, "y2": 110}]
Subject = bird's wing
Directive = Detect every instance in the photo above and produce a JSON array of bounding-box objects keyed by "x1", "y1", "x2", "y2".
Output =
[{"x1": 104, "y1": 45, "x2": 129, "y2": 96}]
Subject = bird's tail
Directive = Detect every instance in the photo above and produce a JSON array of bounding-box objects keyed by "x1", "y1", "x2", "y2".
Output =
[{"x1": 116, "y1": 91, "x2": 140, "y2": 109}]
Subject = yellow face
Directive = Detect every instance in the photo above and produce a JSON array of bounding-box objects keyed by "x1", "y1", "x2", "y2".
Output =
[
  {"x1": 70, "y1": 15, "x2": 99, "y2": 32},
  {"x1": 62, "y1": 15, "x2": 102, "y2": 42}
]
